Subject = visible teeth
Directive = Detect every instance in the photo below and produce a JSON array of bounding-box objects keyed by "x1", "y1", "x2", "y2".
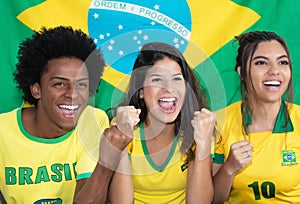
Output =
[
  {"x1": 59, "y1": 105, "x2": 79, "y2": 110},
  {"x1": 159, "y1": 97, "x2": 176, "y2": 102},
  {"x1": 263, "y1": 81, "x2": 280, "y2": 86}
]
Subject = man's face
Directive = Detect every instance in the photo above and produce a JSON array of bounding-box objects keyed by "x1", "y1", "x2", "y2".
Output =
[{"x1": 32, "y1": 57, "x2": 89, "y2": 131}]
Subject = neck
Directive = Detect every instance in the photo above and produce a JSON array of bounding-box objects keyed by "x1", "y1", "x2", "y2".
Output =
[
  {"x1": 23, "y1": 107, "x2": 70, "y2": 139},
  {"x1": 144, "y1": 119, "x2": 175, "y2": 141},
  {"x1": 247, "y1": 98, "x2": 282, "y2": 133},
  {"x1": 142, "y1": 120, "x2": 176, "y2": 165}
]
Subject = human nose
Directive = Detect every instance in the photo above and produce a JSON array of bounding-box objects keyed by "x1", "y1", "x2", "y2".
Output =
[
  {"x1": 64, "y1": 84, "x2": 78, "y2": 98},
  {"x1": 161, "y1": 79, "x2": 174, "y2": 92},
  {"x1": 268, "y1": 63, "x2": 280, "y2": 75}
]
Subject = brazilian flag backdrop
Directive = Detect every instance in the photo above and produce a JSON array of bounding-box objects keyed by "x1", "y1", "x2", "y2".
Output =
[{"x1": 1, "y1": 0, "x2": 300, "y2": 114}]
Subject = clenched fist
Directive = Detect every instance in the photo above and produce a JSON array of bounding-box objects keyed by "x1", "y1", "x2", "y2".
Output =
[
  {"x1": 225, "y1": 140, "x2": 253, "y2": 176},
  {"x1": 115, "y1": 106, "x2": 141, "y2": 137},
  {"x1": 99, "y1": 125, "x2": 133, "y2": 171},
  {"x1": 191, "y1": 108, "x2": 216, "y2": 160}
]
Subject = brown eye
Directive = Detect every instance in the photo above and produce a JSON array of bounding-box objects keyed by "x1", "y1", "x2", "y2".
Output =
[
  {"x1": 254, "y1": 60, "x2": 266, "y2": 65},
  {"x1": 173, "y1": 76, "x2": 183, "y2": 81},
  {"x1": 151, "y1": 78, "x2": 162, "y2": 82},
  {"x1": 54, "y1": 82, "x2": 64, "y2": 87},
  {"x1": 76, "y1": 82, "x2": 88, "y2": 89},
  {"x1": 279, "y1": 60, "x2": 289, "y2": 65}
]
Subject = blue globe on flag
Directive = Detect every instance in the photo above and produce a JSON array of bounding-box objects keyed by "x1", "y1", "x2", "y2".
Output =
[{"x1": 88, "y1": 0, "x2": 191, "y2": 75}]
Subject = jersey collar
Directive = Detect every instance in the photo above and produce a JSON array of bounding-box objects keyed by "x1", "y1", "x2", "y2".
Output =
[{"x1": 244, "y1": 101, "x2": 294, "y2": 134}]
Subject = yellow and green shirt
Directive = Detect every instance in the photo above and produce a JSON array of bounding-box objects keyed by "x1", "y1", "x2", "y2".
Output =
[
  {"x1": 0, "y1": 105, "x2": 109, "y2": 204},
  {"x1": 214, "y1": 101, "x2": 300, "y2": 203},
  {"x1": 129, "y1": 124, "x2": 188, "y2": 204}
]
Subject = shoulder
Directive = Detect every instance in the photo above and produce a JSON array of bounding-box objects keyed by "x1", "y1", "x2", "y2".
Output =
[
  {"x1": 81, "y1": 105, "x2": 108, "y2": 117},
  {"x1": 287, "y1": 102, "x2": 300, "y2": 121},
  {"x1": 128, "y1": 126, "x2": 142, "y2": 155},
  {"x1": 215, "y1": 101, "x2": 242, "y2": 129},
  {"x1": 286, "y1": 102, "x2": 300, "y2": 117},
  {"x1": 0, "y1": 109, "x2": 20, "y2": 142},
  {"x1": 76, "y1": 106, "x2": 109, "y2": 134},
  {"x1": 287, "y1": 102, "x2": 300, "y2": 110},
  {"x1": 79, "y1": 106, "x2": 109, "y2": 124},
  {"x1": 215, "y1": 101, "x2": 241, "y2": 117},
  {"x1": 0, "y1": 108, "x2": 18, "y2": 122}
]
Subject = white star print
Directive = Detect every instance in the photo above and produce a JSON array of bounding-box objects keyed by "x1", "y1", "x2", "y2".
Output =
[
  {"x1": 118, "y1": 25, "x2": 123, "y2": 30},
  {"x1": 99, "y1": 34, "x2": 104, "y2": 39},
  {"x1": 108, "y1": 45, "x2": 113, "y2": 51},
  {"x1": 143, "y1": 35, "x2": 149, "y2": 40},
  {"x1": 93, "y1": 13, "x2": 99, "y2": 19}
]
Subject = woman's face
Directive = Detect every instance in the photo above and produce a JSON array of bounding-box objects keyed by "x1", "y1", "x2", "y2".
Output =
[
  {"x1": 246, "y1": 40, "x2": 291, "y2": 103},
  {"x1": 141, "y1": 57, "x2": 186, "y2": 125}
]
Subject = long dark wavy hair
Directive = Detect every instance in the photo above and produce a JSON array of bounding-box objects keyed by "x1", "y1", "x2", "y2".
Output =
[
  {"x1": 234, "y1": 31, "x2": 294, "y2": 132},
  {"x1": 14, "y1": 26, "x2": 105, "y2": 106},
  {"x1": 119, "y1": 42, "x2": 211, "y2": 160}
]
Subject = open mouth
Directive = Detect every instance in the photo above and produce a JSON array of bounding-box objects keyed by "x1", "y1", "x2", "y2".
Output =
[
  {"x1": 58, "y1": 104, "x2": 80, "y2": 117},
  {"x1": 263, "y1": 80, "x2": 281, "y2": 87},
  {"x1": 158, "y1": 97, "x2": 177, "y2": 112}
]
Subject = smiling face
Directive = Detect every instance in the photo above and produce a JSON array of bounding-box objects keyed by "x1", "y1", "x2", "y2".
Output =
[
  {"x1": 141, "y1": 57, "x2": 186, "y2": 125},
  {"x1": 31, "y1": 57, "x2": 89, "y2": 131},
  {"x1": 245, "y1": 40, "x2": 291, "y2": 104}
]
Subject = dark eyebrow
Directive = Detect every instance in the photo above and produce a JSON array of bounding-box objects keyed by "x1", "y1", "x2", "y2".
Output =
[
  {"x1": 76, "y1": 77, "x2": 89, "y2": 82},
  {"x1": 148, "y1": 74, "x2": 161, "y2": 77},
  {"x1": 50, "y1": 77, "x2": 89, "y2": 82},
  {"x1": 148, "y1": 73, "x2": 183, "y2": 77},
  {"x1": 253, "y1": 55, "x2": 289, "y2": 61},
  {"x1": 172, "y1": 73, "x2": 183, "y2": 77},
  {"x1": 252, "y1": 56, "x2": 268, "y2": 60},
  {"x1": 277, "y1": 55, "x2": 289, "y2": 60}
]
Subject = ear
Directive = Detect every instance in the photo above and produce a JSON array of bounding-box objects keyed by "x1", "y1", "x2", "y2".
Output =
[
  {"x1": 236, "y1": 66, "x2": 241, "y2": 77},
  {"x1": 236, "y1": 66, "x2": 245, "y2": 81},
  {"x1": 30, "y1": 82, "x2": 41, "y2": 100},
  {"x1": 139, "y1": 89, "x2": 144, "y2": 99}
]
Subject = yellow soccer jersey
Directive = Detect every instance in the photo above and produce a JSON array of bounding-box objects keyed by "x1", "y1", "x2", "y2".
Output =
[
  {"x1": 214, "y1": 101, "x2": 300, "y2": 203},
  {"x1": 0, "y1": 105, "x2": 109, "y2": 203},
  {"x1": 129, "y1": 124, "x2": 188, "y2": 204}
]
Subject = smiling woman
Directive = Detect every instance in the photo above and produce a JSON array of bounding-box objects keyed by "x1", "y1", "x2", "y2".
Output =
[
  {"x1": 212, "y1": 31, "x2": 300, "y2": 204},
  {"x1": 141, "y1": 57, "x2": 186, "y2": 122},
  {"x1": 108, "y1": 42, "x2": 217, "y2": 204}
]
